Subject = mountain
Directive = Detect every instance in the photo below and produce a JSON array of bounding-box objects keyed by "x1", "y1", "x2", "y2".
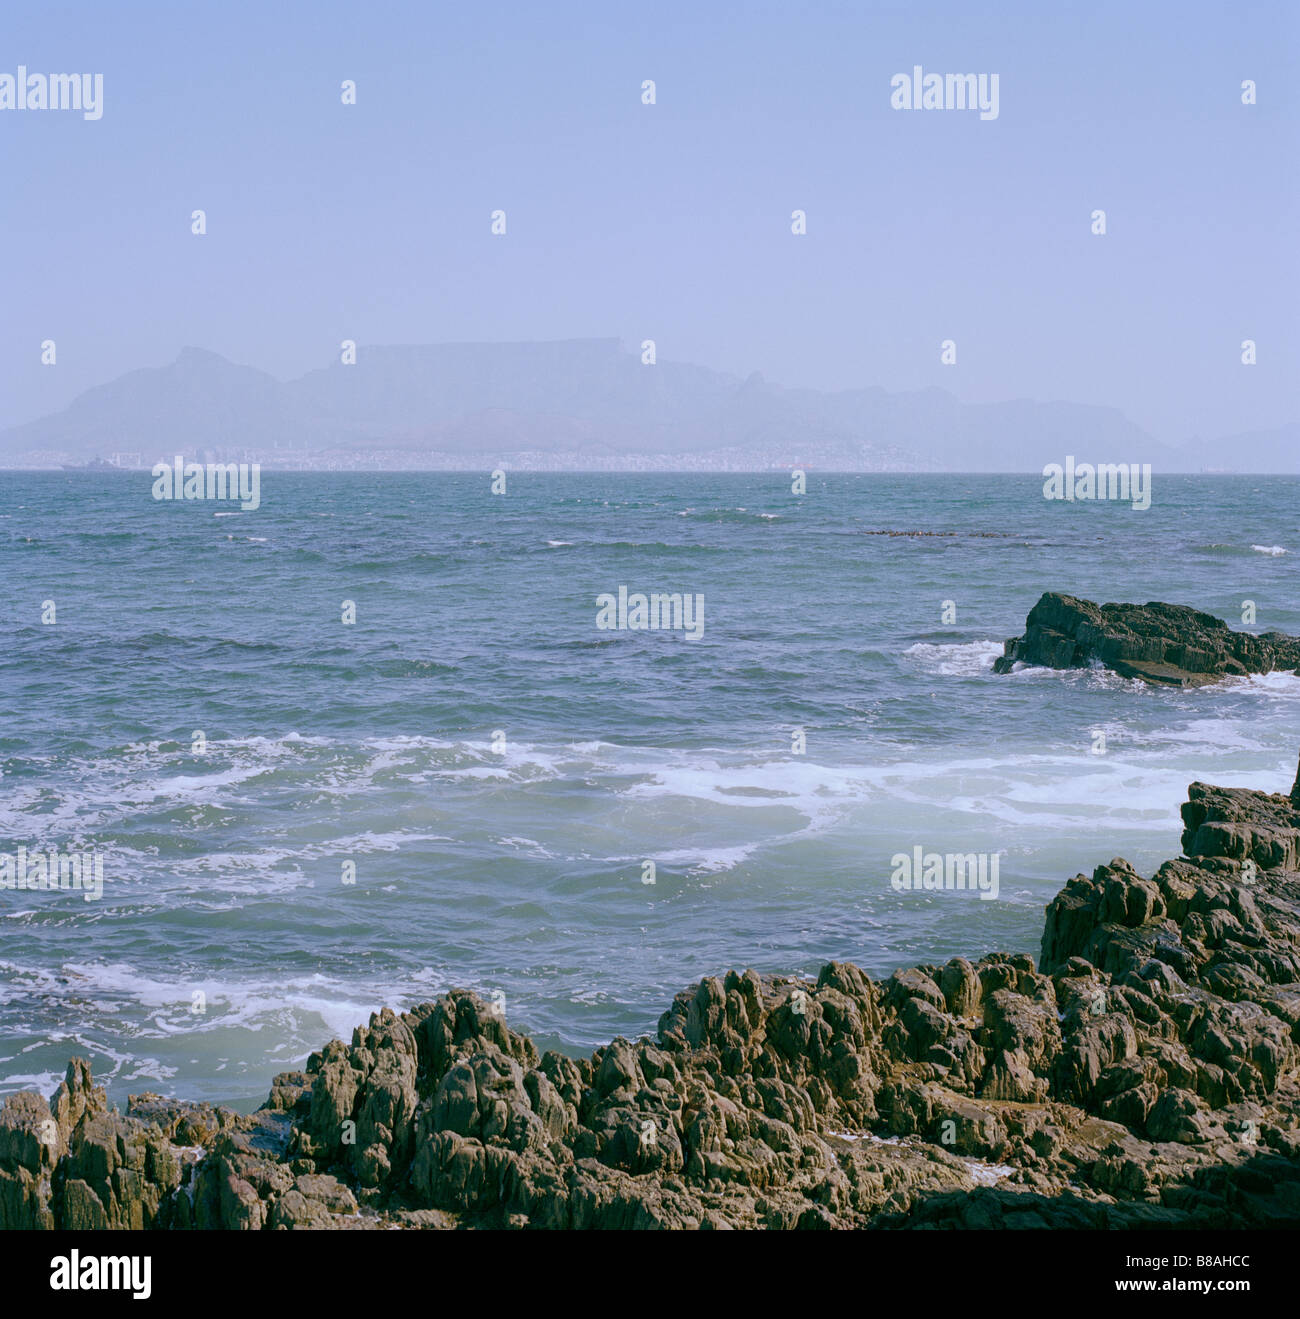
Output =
[
  {"x1": 1174, "y1": 424, "x2": 1300, "y2": 474},
  {"x1": 4, "y1": 348, "x2": 296, "y2": 459},
  {"x1": 0, "y1": 340, "x2": 1286, "y2": 471}
]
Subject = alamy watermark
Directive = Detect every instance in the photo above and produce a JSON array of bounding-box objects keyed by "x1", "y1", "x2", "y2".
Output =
[
  {"x1": 1043, "y1": 456, "x2": 1151, "y2": 510},
  {"x1": 0, "y1": 846, "x2": 104, "y2": 901},
  {"x1": 890, "y1": 846, "x2": 1000, "y2": 900},
  {"x1": 0, "y1": 66, "x2": 102, "y2": 120},
  {"x1": 890, "y1": 66, "x2": 999, "y2": 120},
  {"x1": 50, "y1": 1251, "x2": 151, "y2": 1300},
  {"x1": 596, "y1": 587, "x2": 705, "y2": 640},
  {"x1": 152, "y1": 458, "x2": 261, "y2": 511}
]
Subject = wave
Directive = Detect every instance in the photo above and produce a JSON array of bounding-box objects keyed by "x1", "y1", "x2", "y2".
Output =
[
  {"x1": 1194, "y1": 541, "x2": 1289, "y2": 558},
  {"x1": 0, "y1": 957, "x2": 459, "y2": 1096},
  {"x1": 1221, "y1": 670, "x2": 1300, "y2": 696},
  {"x1": 603, "y1": 841, "x2": 761, "y2": 876},
  {"x1": 903, "y1": 640, "x2": 1003, "y2": 677}
]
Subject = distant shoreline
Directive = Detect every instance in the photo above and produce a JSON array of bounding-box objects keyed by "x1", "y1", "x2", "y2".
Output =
[{"x1": 1, "y1": 467, "x2": 1292, "y2": 477}]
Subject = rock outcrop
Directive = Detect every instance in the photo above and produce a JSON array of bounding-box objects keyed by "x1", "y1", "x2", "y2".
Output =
[
  {"x1": 5, "y1": 767, "x2": 1300, "y2": 1230},
  {"x1": 993, "y1": 592, "x2": 1300, "y2": 686}
]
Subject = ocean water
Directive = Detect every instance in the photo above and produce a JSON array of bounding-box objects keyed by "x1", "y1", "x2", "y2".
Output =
[{"x1": 1, "y1": 470, "x2": 1298, "y2": 1108}]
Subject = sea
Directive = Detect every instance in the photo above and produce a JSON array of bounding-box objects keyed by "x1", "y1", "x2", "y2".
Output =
[{"x1": 1, "y1": 470, "x2": 1297, "y2": 1108}]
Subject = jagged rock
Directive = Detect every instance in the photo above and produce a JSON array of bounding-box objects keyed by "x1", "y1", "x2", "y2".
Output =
[
  {"x1": 57, "y1": 1109, "x2": 185, "y2": 1230},
  {"x1": 268, "y1": 1173, "x2": 358, "y2": 1229},
  {"x1": 0, "y1": 1091, "x2": 60, "y2": 1228},
  {"x1": 9, "y1": 762, "x2": 1300, "y2": 1229},
  {"x1": 993, "y1": 592, "x2": 1300, "y2": 686},
  {"x1": 1181, "y1": 780, "x2": 1300, "y2": 871}
]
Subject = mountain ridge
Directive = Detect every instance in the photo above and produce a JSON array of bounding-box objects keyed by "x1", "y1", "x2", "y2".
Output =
[{"x1": 2, "y1": 341, "x2": 1291, "y2": 472}]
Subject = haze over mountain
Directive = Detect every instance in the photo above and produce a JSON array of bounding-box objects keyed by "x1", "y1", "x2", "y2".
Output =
[{"x1": 0, "y1": 340, "x2": 1290, "y2": 472}]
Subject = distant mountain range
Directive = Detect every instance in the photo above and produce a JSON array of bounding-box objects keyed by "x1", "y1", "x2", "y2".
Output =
[{"x1": 1, "y1": 340, "x2": 1294, "y2": 472}]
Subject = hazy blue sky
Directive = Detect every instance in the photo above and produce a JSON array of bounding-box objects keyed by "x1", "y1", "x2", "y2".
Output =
[{"x1": 2, "y1": 0, "x2": 1295, "y2": 443}]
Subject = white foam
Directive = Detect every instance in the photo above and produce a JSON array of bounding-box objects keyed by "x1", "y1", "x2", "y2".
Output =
[
  {"x1": 903, "y1": 640, "x2": 1004, "y2": 677},
  {"x1": 965, "y1": 1160, "x2": 1015, "y2": 1185},
  {"x1": 159, "y1": 765, "x2": 270, "y2": 792},
  {"x1": 1223, "y1": 670, "x2": 1300, "y2": 696},
  {"x1": 0, "y1": 1070, "x2": 64, "y2": 1095},
  {"x1": 616, "y1": 842, "x2": 759, "y2": 875},
  {"x1": 495, "y1": 836, "x2": 555, "y2": 858}
]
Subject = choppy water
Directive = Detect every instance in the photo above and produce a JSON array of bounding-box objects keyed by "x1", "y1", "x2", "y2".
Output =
[{"x1": 1, "y1": 471, "x2": 1297, "y2": 1107}]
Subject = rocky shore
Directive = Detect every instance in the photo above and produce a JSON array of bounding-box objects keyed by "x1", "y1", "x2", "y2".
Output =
[
  {"x1": 994, "y1": 592, "x2": 1300, "y2": 686},
  {"x1": 4, "y1": 766, "x2": 1300, "y2": 1230}
]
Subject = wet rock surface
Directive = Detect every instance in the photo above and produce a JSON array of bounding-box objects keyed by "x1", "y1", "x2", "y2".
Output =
[
  {"x1": 993, "y1": 592, "x2": 1300, "y2": 687},
  {"x1": 6, "y1": 768, "x2": 1300, "y2": 1229}
]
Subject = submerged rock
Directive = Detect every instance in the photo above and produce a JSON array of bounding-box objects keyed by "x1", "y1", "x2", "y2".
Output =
[
  {"x1": 7, "y1": 765, "x2": 1300, "y2": 1229},
  {"x1": 993, "y1": 592, "x2": 1300, "y2": 686}
]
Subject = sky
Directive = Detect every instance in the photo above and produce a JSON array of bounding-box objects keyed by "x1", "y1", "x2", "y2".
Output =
[{"x1": 1, "y1": 0, "x2": 1296, "y2": 444}]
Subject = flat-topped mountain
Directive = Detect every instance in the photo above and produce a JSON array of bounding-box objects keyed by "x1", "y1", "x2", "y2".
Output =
[{"x1": 0, "y1": 341, "x2": 1177, "y2": 471}]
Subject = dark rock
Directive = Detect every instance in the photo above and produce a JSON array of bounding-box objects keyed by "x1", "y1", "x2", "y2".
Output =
[
  {"x1": 993, "y1": 592, "x2": 1300, "y2": 687},
  {"x1": 1181, "y1": 780, "x2": 1300, "y2": 871}
]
